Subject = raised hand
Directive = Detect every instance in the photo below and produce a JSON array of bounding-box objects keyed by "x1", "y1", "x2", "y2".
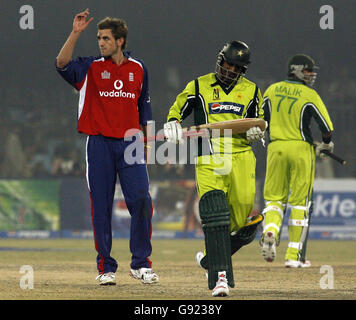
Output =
[
  {"x1": 73, "y1": 8, "x2": 94, "y2": 33},
  {"x1": 56, "y1": 8, "x2": 94, "y2": 68}
]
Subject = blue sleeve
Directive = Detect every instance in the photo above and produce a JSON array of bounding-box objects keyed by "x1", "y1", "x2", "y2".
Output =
[
  {"x1": 55, "y1": 56, "x2": 97, "y2": 90},
  {"x1": 137, "y1": 61, "x2": 153, "y2": 126}
]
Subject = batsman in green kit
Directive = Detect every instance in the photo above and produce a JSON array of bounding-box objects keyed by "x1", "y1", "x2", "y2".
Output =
[
  {"x1": 260, "y1": 54, "x2": 334, "y2": 268},
  {"x1": 164, "y1": 41, "x2": 265, "y2": 297}
]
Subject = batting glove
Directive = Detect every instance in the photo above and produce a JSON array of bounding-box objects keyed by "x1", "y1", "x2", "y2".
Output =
[
  {"x1": 163, "y1": 120, "x2": 184, "y2": 144},
  {"x1": 246, "y1": 126, "x2": 264, "y2": 142},
  {"x1": 315, "y1": 141, "x2": 334, "y2": 158}
]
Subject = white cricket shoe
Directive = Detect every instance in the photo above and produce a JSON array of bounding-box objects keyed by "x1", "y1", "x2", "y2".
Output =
[
  {"x1": 195, "y1": 251, "x2": 204, "y2": 266},
  {"x1": 285, "y1": 259, "x2": 312, "y2": 268},
  {"x1": 212, "y1": 271, "x2": 229, "y2": 297},
  {"x1": 301, "y1": 260, "x2": 311, "y2": 268},
  {"x1": 130, "y1": 267, "x2": 159, "y2": 284},
  {"x1": 195, "y1": 251, "x2": 208, "y2": 279},
  {"x1": 96, "y1": 272, "x2": 116, "y2": 285},
  {"x1": 261, "y1": 231, "x2": 276, "y2": 262}
]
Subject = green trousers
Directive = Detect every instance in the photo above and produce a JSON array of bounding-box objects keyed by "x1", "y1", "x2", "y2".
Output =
[{"x1": 263, "y1": 140, "x2": 315, "y2": 261}]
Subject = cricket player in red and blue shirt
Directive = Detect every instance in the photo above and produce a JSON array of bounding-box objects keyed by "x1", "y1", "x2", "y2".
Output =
[{"x1": 55, "y1": 9, "x2": 158, "y2": 285}]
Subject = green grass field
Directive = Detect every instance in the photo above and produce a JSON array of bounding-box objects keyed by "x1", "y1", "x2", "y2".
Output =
[{"x1": 0, "y1": 238, "x2": 355, "y2": 300}]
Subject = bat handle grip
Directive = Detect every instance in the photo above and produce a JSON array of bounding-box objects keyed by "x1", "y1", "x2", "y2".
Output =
[{"x1": 320, "y1": 150, "x2": 346, "y2": 165}]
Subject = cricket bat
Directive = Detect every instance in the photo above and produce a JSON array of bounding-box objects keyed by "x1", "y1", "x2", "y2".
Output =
[
  {"x1": 146, "y1": 118, "x2": 267, "y2": 142},
  {"x1": 313, "y1": 141, "x2": 346, "y2": 165}
]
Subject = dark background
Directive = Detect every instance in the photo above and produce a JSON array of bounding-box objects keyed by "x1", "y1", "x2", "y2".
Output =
[{"x1": 0, "y1": 0, "x2": 355, "y2": 180}]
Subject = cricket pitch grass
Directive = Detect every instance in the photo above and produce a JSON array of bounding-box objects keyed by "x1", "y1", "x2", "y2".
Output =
[{"x1": 0, "y1": 238, "x2": 355, "y2": 300}]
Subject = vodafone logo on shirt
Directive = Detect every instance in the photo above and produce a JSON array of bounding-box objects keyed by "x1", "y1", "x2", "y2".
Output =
[
  {"x1": 114, "y1": 80, "x2": 123, "y2": 90},
  {"x1": 99, "y1": 79, "x2": 135, "y2": 99}
]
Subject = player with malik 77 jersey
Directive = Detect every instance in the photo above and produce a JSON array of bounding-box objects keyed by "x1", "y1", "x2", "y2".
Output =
[
  {"x1": 260, "y1": 54, "x2": 334, "y2": 268},
  {"x1": 55, "y1": 8, "x2": 158, "y2": 285}
]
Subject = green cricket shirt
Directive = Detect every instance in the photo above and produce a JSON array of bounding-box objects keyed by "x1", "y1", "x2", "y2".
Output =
[
  {"x1": 167, "y1": 73, "x2": 264, "y2": 155},
  {"x1": 262, "y1": 80, "x2": 333, "y2": 144}
]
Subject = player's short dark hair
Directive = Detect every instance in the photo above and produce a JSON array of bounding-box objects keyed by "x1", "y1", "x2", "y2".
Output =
[{"x1": 97, "y1": 17, "x2": 128, "y2": 49}]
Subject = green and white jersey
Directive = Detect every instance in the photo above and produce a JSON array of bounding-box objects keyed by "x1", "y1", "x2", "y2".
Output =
[
  {"x1": 167, "y1": 73, "x2": 263, "y2": 155},
  {"x1": 262, "y1": 80, "x2": 333, "y2": 144}
]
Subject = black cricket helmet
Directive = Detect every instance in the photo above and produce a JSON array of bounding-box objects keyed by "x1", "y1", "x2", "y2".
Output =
[
  {"x1": 215, "y1": 40, "x2": 251, "y2": 85},
  {"x1": 287, "y1": 54, "x2": 319, "y2": 86}
]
